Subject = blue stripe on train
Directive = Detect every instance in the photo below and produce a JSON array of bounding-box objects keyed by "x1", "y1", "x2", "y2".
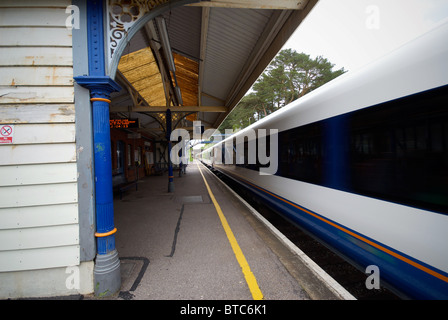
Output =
[{"x1": 221, "y1": 168, "x2": 448, "y2": 300}]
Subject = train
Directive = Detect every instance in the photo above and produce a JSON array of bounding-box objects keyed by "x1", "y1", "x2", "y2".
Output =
[{"x1": 198, "y1": 20, "x2": 448, "y2": 299}]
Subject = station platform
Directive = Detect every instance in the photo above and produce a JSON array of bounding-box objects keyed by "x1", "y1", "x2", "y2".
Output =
[{"x1": 111, "y1": 161, "x2": 354, "y2": 301}]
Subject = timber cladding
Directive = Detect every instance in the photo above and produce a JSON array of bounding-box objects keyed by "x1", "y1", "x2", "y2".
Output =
[{"x1": 0, "y1": 1, "x2": 80, "y2": 273}]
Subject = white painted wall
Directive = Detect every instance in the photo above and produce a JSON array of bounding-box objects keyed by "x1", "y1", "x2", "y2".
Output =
[{"x1": 0, "y1": 0, "x2": 93, "y2": 298}]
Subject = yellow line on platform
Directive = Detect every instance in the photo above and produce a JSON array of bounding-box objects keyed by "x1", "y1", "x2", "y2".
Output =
[{"x1": 197, "y1": 163, "x2": 264, "y2": 300}]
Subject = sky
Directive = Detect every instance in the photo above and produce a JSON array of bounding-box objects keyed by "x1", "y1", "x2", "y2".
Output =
[{"x1": 283, "y1": 0, "x2": 448, "y2": 72}]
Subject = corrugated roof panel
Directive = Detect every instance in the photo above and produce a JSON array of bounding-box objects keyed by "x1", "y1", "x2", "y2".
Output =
[
  {"x1": 202, "y1": 7, "x2": 273, "y2": 101},
  {"x1": 163, "y1": 6, "x2": 202, "y2": 60}
]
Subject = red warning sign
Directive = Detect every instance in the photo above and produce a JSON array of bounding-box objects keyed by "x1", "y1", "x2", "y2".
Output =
[{"x1": 0, "y1": 125, "x2": 14, "y2": 144}]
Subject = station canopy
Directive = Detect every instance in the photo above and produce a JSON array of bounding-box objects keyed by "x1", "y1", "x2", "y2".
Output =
[{"x1": 109, "y1": 0, "x2": 317, "y2": 138}]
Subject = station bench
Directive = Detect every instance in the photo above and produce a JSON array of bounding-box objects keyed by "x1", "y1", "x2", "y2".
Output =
[
  {"x1": 113, "y1": 175, "x2": 138, "y2": 200},
  {"x1": 117, "y1": 180, "x2": 138, "y2": 200}
]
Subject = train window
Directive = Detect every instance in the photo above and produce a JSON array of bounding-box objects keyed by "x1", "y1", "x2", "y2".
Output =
[
  {"x1": 235, "y1": 141, "x2": 244, "y2": 167},
  {"x1": 232, "y1": 85, "x2": 448, "y2": 214},
  {"x1": 235, "y1": 137, "x2": 256, "y2": 169},
  {"x1": 430, "y1": 122, "x2": 443, "y2": 152},
  {"x1": 349, "y1": 85, "x2": 448, "y2": 214},
  {"x1": 235, "y1": 141, "x2": 247, "y2": 168},
  {"x1": 277, "y1": 122, "x2": 324, "y2": 184}
]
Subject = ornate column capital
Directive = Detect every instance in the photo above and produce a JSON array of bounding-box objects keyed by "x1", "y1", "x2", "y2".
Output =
[{"x1": 74, "y1": 76, "x2": 122, "y2": 99}]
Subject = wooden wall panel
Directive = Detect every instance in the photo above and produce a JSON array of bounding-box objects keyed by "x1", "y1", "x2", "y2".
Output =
[
  {"x1": 0, "y1": 183, "x2": 78, "y2": 209},
  {"x1": 0, "y1": 143, "x2": 76, "y2": 166},
  {"x1": 0, "y1": 0, "x2": 83, "y2": 276},
  {"x1": 0, "y1": 105, "x2": 75, "y2": 124},
  {"x1": 0, "y1": 47, "x2": 73, "y2": 67},
  {"x1": 0, "y1": 224, "x2": 79, "y2": 251},
  {"x1": 0, "y1": 245, "x2": 80, "y2": 272},
  {"x1": 6, "y1": 124, "x2": 76, "y2": 144},
  {"x1": 0, "y1": 0, "x2": 71, "y2": 7},
  {"x1": 0, "y1": 87, "x2": 74, "y2": 104},
  {"x1": 0, "y1": 27, "x2": 72, "y2": 47},
  {"x1": 0, "y1": 67, "x2": 74, "y2": 86},
  {"x1": 0, "y1": 203, "x2": 78, "y2": 230},
  {"x1": 0, "y1": 8, "x2": 69, "y2": 27},
  {"x1": 0, "y1": 163, "x2": 77, "y2": 187}
]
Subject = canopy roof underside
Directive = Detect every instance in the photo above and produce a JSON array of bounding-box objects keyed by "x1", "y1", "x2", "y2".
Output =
[{"x1": 109, "y1": 0, "x2": 317, "y2": 138}]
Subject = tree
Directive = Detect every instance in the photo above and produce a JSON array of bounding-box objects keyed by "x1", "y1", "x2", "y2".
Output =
[
  {"x1": 220, "y1": 94, "x2": 258, "y2": 131},
  {"x1": 260, "y1": 49, "x2": 345, "y2": 106},
  {"x1": 219, "y1": 49, "x2": 345, "y2": 131}
]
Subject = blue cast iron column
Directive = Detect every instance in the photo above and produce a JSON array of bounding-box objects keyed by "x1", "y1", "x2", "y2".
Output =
[
  {"x1": 74, "y1": 0, "x2": 121, "y2": 297},
  {"x1": 166, "y1": 109, "x2": 175, "y2": 192}
]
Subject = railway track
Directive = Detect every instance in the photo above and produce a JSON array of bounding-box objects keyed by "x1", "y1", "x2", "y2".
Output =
[{"x1": 208, "y1": 166, "x2": 402, "y2": 300}]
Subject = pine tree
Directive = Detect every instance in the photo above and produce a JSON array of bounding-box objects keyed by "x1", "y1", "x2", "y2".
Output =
[{"x1": 220, "y1": 49, "x2": 345, "y2": 131}]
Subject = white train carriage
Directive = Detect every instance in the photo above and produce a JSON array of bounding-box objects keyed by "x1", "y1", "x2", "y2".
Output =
[{"x1": 199, "y1": 21, "x2": 448, "y2": 299}]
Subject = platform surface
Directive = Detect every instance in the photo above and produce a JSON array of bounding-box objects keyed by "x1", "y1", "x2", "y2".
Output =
[{"x1": 112, "y1": 161, "x2": 346, "y2": 300}]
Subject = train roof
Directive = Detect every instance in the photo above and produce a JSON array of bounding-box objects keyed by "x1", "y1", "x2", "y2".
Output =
[{"x1": 204, "y1": 19, "x2": 448, "y2": 151}]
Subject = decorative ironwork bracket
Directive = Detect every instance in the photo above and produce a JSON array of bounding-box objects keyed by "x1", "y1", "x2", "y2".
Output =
[{"x1": 107, "y1": 0, "x2": 170, "y2": 68}]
